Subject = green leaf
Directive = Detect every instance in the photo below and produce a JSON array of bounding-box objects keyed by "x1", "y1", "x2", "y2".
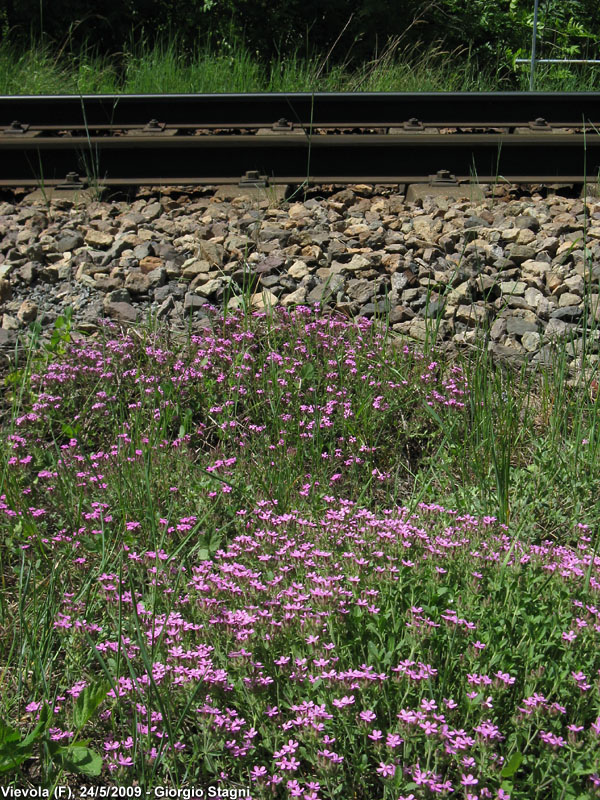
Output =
[
  {"x1": 73, "y1": 683, "x2": 109, "y2": 730},
  {"x1": 47, "y1": 739, "x2": 63, "y2": 756},
  {"x1": 208, "y1": 528, "x2": 222, "y2": 556},
  {"x1": 0, "y1": 751, "x2": 31, "y2": 773},
  {"x1": 501, "y1": 751, "x2": 523, "y2": 778},
  {"x1": 0, "y1": 720, "x2": 20, "y2": 746},
  {"x1": 17, "y1": 702, "x2": 53, "y2": 750},
  {"x1": 204, "y1": 754, "x2": 217, "y2": 774},
  {"x1": 367, "y1": 640, "x2": 380, "y2": 661},
  {"x1": 573, "y1": 764, "x2": 598, "y2": 777},
  {"x1": 54, "y1": 745, "x2": 103, "y2": 777},
  {"x1": 61, "y1": 423, "x2": 81, "y2": 439}
]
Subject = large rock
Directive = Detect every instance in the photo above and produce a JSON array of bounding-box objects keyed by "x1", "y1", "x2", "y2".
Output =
[
  {"x1": 139, "y1": 255, "x2": 164, "y2": 274},
  {"x1": 104, "y1": 301, "x2": 139, "y2": 323},
  {"x1": 55, "y1": 232, "x2": 84, "y2": 252},
  {"x1": 194, "y1": 278, "x2": 224, "y2": 298},
  {"x1": 455, "y1": 303, "x2": 489, "y2": 327},
  {"x1": 125, "y1": 271, "x2": 153, "y2": 295},
  {"x1": 17, "y1": 300, "x2": 37, "y2": 323},
  {"x1": 183, "y1": 293, "x2": 207, "y2": 315},
  {"x1": 197, "y1": 240, "x2": 225, "y2": 266},
  {"x1": 288, "y1": 260, "x2": 310, "y2": 279},
  {"x1": 500, "y1": 281, "x2": 526, "y2": 296},
  {"x1": 521, "y1": 331, "x2": 541, "y2": 351},
  {"x1": 551, "y1": 305, "x2": 583, "y2": 321},
  {"x1": 251, "y1": 290, "x2": 279, "y2": 309},
  {"x1": 85, "y1": 230, "x2": 113, "y2": 249},
  {"x1": 506, "y1": 317, "x2": 538, "y2": 336},
  {"x1": 281, "y1": 287, "x2": 307, "y2": 307},
  {"x1": 182, "y1": 259, "x2": 211, "y2": 279},
  {"x1": 344, "y1": 254, "x2": 372, "y2": 272},
  {"x1": 508, "y1": 244, "x2": 537, "y2": 264}
]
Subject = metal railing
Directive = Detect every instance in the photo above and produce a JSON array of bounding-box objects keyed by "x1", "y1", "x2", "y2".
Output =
[{"x1": 515, "y1": 0, "x2": 600, "y2": 90}]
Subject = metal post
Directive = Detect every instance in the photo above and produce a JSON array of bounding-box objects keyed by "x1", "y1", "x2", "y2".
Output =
[{"x1": 529, "y1": 0, "x2": 540, "y2": 91}]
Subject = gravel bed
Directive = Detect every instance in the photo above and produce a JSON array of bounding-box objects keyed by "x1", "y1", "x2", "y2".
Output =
[{"x1": 1, "y1": 183, "x2": 599, "y2": 382}]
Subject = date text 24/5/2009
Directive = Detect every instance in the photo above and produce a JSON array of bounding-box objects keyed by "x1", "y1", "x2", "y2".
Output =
[{"x1": 74, "y1": 787, "x2": 250, "y2": 800}]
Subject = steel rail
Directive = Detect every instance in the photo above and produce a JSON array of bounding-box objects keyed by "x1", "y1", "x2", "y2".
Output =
[
  {"x1": 2, "y1": 122, "x2": 594, "y2": 132},
  {"x1": 1, "y1": 92, "x2": 600, "y2": 128},
  {"x1": 1, "y1": 132, "x2": 599, "y2": 186}
]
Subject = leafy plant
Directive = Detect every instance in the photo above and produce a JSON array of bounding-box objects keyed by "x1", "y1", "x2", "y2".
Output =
[{"x1": 0, "y1": 683, "x2": 108, "y2": 785}]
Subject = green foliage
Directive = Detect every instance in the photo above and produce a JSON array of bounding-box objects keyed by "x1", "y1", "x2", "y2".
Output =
[
  {"x1": 0, "y1": 692, "x2": 106, "y2": 781},
  {"x1": 0, "y1": 703, "x2": 52, "y2": 774},
  {"x1": 3, "y1": 0, "x2": 598, "y2": 80},
  {"x1": 501, "y1": 750, "x2": 523, "y2": 779},
  {"x1": 42, "y1": 307, "x2": 74, "y2": 359},
  {"x1": 1, "y1": 283, "x2": 600, "y2": 795},
  {"x1": 2, "y1": 0, "x2": 600, "y2": 92},
  {"x1": 51, "y1": 745, "x2": 103, "y2": 777},
  {"x1": 72, "y1": 683, "x2": 110, "y2": 730}
]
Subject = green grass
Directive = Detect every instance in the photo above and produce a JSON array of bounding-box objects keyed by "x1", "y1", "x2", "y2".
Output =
[
  {"x1": 2, "y1": 36, "x2": 600, "y2": 94},
  {"x1": 0, "y1": 270, "x2": 599, "y2": 797}
]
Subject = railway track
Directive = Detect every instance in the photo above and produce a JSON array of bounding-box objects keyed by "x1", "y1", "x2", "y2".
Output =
[{"x1": 1, "y1": 92, "x2": 600, "y2": 187}]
